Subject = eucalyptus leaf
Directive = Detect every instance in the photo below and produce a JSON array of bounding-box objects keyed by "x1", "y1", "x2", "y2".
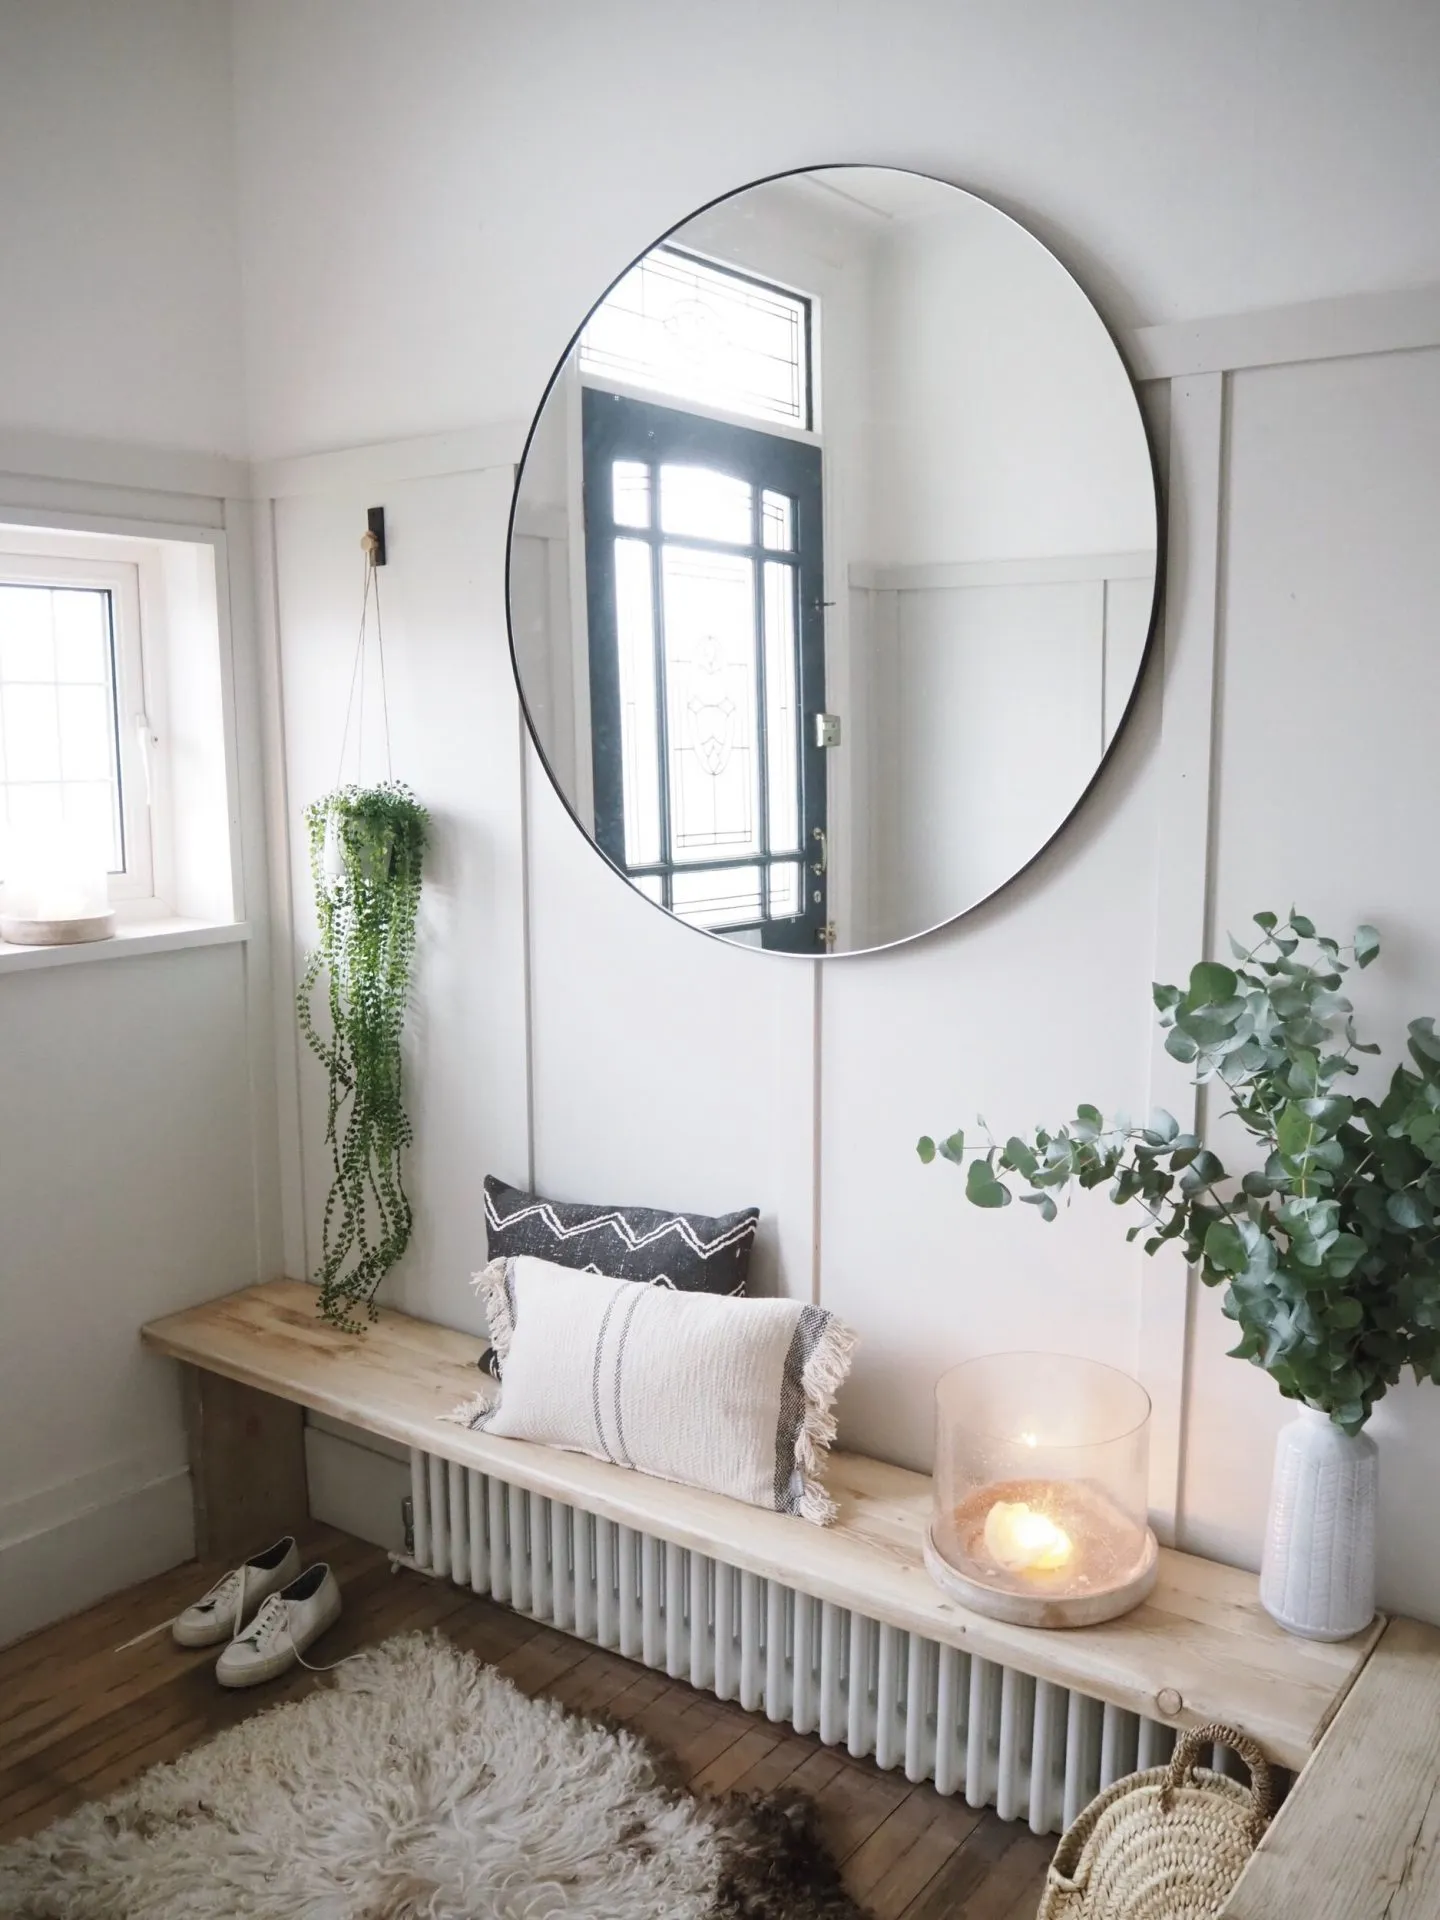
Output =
[
  {"x1": 1388, "y1": 1190, "x2": 1432, "y2": 1231},
  {"x1": 1188, "y1": 962, "x2": 1239, "y2": 1007},
  {"x1": 966, "y1": 1160, "x2": 1012, "y2": 1209}
]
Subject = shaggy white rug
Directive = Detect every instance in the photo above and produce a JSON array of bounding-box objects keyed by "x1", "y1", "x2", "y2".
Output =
[{"x1": 0, "y1": 1630, "x2": 863, "y2": 1920}]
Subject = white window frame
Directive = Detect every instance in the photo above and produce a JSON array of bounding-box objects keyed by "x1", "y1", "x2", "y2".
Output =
[{"x1": 0, "y1": 529, "x2": 164, "y2": 908}]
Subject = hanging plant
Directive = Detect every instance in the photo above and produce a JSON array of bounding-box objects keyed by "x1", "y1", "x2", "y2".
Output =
[{"x1": 297, "y1": 780, "x2": 429, "y2": 1331}]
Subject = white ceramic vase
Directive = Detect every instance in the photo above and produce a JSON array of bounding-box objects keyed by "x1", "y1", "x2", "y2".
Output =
[{"x1": 1259, "y1": 1404, "x2": 1378, "y2": 1640}]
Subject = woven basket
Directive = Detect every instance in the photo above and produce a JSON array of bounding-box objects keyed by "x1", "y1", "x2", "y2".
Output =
[{"x1": 1036, "y1": 1723, "x2": 1274, "y2": 1920}]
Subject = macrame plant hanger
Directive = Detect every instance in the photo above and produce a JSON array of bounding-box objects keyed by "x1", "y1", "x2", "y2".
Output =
[
  {"x1": 297, "y1": 508, "x2": 429, "y2": 1333},
  {"x1": 334, "y1": 518, "x2": 393, "y2": 795}
]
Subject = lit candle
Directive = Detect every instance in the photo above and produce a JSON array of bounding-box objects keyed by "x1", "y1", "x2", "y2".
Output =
[{"x1": 983, "y1": 1499, "x2": 1073, "y2": 1573}]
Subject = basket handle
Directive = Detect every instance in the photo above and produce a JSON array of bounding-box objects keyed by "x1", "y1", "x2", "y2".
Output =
[{"x1": 1162, "y1": 1723, "x2": 1275, "y2": 1842}]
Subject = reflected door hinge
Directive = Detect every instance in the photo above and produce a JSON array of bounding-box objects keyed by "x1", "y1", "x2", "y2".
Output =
[{"x1": 819, "y1": 921, "x2": 837, "y2": 950}]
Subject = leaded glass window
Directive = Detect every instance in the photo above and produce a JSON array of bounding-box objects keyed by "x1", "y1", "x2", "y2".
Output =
[{"x1": 579, "y1": 247, "x2": 811, "y2": 430}]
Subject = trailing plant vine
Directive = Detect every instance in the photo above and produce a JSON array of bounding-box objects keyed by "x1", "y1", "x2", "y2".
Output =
[
  {"x1": 920, "y1": 912, "x2": 1440, "y2": 1434},
  {"x1": 297, "y1": 781, "x2": 428, "y2": 1330}
]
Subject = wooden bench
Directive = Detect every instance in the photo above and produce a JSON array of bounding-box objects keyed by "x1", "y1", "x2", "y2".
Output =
[
  {"x1": 143, "y1": 1279, "x2": 1383, "y2": 1780},
  {"x1": 1219, "y1": 1612, "x2": 1440, "y2": 1919}
]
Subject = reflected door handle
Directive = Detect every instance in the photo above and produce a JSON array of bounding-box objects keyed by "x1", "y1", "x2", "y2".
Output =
[{"x1": 811, "y1": 826, "x2": 827, "y2": 875}]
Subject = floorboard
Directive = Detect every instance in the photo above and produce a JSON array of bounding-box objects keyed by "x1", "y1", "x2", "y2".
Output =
[{"x1": 0, "y1": 1526, "x2": 1055, "y2": 1915}]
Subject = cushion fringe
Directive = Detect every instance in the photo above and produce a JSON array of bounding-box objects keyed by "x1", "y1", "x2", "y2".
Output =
[
  {"x1": 438, "y1": 1260, "x2": 511, "y2": 1428},
  {"x1": 794, "y1": 1315, "x2": 857, "y2": 1526}
]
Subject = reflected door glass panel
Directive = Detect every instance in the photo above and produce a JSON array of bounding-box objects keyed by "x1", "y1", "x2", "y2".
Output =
[
  {"x1": 659, "y1": 464, "x2": 754, "y2": 545},
  {"x1": 762, "y1": 560, "x2": 800, "y2": 854},
  {"x1": 612, "y1": 460, "x2": 652, "y2": 528},
  {"x1": 768, "y1": 860, "x2": 801, "y2": 918},
  {"x1": 761, "y1": 491, "x2": 794, "y2": 551},
  {"x1": 670, "y1": 863, "x2": 764, "y2": 929},
  {"x1": 661, "y1": 543, "x2": 760, "y2": 862},
  {"x1": 613, "y1": 537, "x2": 664, "y2": 869}
]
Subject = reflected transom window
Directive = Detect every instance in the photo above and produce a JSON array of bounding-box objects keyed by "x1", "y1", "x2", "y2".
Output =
[{"x1": 579, "y1": 247, "x2": 812, "y2": 430}]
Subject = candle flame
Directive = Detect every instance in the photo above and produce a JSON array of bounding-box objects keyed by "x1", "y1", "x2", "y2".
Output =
[{"x1": 983, "y1": 1499, "x2": 1073, "y2": 1573}]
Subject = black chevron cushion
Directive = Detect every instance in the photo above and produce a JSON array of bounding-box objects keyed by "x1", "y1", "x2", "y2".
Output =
[{"x1": 484, "y1": 1174, "x2": 759, "y2": 1295}]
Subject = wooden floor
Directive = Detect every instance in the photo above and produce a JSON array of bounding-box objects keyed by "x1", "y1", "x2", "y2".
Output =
[{"x1": 0, "y1": 1524, "x2": 1054, "y2": 1917}]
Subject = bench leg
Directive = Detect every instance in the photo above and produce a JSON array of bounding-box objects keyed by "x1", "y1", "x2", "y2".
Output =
[{"x1": 181, "y1": 1366, "x2": 309, "y2": 1564}]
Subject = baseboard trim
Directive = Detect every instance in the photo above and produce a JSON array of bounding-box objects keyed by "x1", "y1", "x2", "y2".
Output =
[{"x1": 0, "y1": 1470, "x2": 194, "y2": 1649}]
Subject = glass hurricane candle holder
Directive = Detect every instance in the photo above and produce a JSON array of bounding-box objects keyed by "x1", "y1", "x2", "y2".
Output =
[
  {"x1": 924, "y1": 1352, "x2": 1158, "y2": 1628},
  {"x1": 0, "y1": 822, "x2": 116, "y2": 946}
]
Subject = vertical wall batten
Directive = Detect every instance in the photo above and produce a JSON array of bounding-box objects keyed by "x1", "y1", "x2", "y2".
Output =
[{"x1": 405, "y1": 1446, "x2": 1188, "y2": 1834}]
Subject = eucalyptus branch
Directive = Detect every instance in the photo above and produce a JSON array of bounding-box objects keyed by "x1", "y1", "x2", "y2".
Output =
[{"x1": 919, "y1": 911, "x2": 1440, "y2": 1435}]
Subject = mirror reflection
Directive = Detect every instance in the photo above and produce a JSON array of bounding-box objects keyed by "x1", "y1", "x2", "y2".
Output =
[{"x1": 509, "y1": 167, "x2": 1158, "y2": 954}]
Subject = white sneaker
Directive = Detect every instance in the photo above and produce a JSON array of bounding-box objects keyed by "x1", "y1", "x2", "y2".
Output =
[
  {"x1": 214, "y1": 1562, "x2": 343, "y2": 1688},
  {"x1": 171, "y1": 1536, "x2": 302, "y2": 1648}
]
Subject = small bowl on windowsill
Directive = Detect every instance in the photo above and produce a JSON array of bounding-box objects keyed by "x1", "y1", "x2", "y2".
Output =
[{"x1": 0, "y1": 907, "x2": 117, "y2": 946}]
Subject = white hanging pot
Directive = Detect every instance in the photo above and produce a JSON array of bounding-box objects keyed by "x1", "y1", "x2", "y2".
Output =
[
  {"x1": 1259, "y1": 1404, "x2": 1378, "y2": 1641},
  {"x1": 321, "y1": 807, "x2": 346, "y2": 887}
]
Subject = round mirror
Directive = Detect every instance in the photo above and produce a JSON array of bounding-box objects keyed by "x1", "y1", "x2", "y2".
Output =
[{"x1": 508, "y1": 166, "x2": 1159, "y2": 955}]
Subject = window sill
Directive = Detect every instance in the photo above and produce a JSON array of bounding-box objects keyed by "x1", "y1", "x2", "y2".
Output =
[{"x1": 0, "y1": 916, "x2": 249, "y2": 975}]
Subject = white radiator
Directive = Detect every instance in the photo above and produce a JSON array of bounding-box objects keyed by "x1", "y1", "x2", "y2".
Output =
[{"x1": 407, "y1": 1448, "x2": 1182, "y2": 1836}]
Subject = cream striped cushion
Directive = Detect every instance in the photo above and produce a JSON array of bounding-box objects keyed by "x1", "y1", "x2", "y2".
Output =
[{"x1": 448, "y1": 1255, "x2": 856, "y2": 1524}]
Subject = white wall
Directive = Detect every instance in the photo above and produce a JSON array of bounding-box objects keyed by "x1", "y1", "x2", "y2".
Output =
[
  {"x1": 234, "y1": 2, "x2": 1440, "y2": 1625},
  {"x1": 0, "y1": 4, "x2": 273, "y2": 1644},
  {"x1": 229, "y1": 1, "x2": 1440, "y2": 460},
  {"x1": 269, "y1": 473, "x2": 531, "y2": 1332},
  {"x1": 0, "y1": 0, "x2": 245, "y2": 456},
  {"x1": 0, "y1": 945, "x2": 262, "y2": 1646}
]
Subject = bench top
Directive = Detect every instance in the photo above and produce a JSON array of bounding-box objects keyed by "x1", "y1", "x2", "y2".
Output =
[
  {"x1": 143, "y1": 1278, "x2": 1383, "y2": 1771},
  {"x1": 1221, "y1": 1615, "x2": 1440, "y2": 1920}
]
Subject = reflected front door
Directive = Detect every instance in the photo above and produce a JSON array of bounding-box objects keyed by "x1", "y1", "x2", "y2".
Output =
[{"x1": 582, "y1": 388, "x2": 827, "y2": 951}]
